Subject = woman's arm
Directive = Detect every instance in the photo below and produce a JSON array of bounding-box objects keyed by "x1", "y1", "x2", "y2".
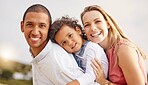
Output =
[
  {"x1": 91, "y1": 44, "x2": 146, "y2": 85},
  {"x1": 117, "y1": 44, "x2": 145, "y2": 85}
]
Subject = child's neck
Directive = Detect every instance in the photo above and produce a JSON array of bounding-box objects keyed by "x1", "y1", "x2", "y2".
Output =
[{"x1": 82, "y1": 39, "x2": 87, "y2": 45}]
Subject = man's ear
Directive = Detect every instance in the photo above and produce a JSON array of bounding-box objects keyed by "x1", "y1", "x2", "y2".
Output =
[
  {"x1": 21, "y1": 21, "x2": 24, "y2": 32},
  {"x1": 75, "y1": 27, "x2": 82, "y2": 35}
]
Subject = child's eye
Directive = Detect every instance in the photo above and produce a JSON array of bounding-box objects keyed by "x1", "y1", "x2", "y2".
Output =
[
  {"x1": 61, "y1": 41, "x2": 66, "y2": 46},
  {"x1": 69, "y1": 33, "x2": 73, "y2": 38}
]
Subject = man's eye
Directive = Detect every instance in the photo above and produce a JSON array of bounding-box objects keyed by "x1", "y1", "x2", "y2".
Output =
[
  {"x1": 40, "y1": 24, "x2": 46, "y2": 28},
  {"x1": 26, "y1": 23, "x2": 32, "y2": 27}
]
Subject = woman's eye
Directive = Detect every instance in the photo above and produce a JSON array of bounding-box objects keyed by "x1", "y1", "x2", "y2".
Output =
[
  {"x1": 84, "y1": 24, "x2": 89, "y2": 27},
  {"x1": 95, "y1": 20, "x2": 101, "y2": 24}
]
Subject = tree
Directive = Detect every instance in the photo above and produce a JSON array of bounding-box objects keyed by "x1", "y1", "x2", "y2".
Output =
[{"x1": 1, "y1": 69, "x2": 13, "y2": 79}]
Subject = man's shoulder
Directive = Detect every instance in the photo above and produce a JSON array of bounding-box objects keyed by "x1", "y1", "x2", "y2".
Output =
[
  {"x1": 46, "y1": 40, "x2": 71, "y2": 56},
  {"x1": 45, "y1": 40, "x2": 62, "y2": 50}
]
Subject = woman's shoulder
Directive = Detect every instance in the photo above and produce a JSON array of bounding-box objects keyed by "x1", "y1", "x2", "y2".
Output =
[
  {"x1": 116, "y1": 39, "x2": 136, "y2": 51},
  {"x1": 116, "y1": 39, "x2": 138, "y2": 61},
  {"x1": 117, "y1": 39, "x2": 133, "y2": 46},
  {"x1": 109, "y1": 39, "x2": 138, "y2": 60}
]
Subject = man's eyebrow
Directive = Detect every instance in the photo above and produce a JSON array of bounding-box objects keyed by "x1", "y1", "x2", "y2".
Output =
[
  {"x1": 40, "y1": 23, "x2": 46, "y2": 25},
  {"x1": 26, "y1": 21, "x2": 32, "y2": 23}
]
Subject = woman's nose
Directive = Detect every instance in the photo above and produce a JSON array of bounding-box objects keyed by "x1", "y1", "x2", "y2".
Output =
[{"x1": 91, "y1": 24, "x2": 97, "y2": 31}]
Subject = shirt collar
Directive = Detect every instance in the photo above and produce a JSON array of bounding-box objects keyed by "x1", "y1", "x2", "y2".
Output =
[
  {"x1": 75, "y1": 41, "x2": 89, "y2": 57},
  {"x1": 31, "y1": 40, "x2": 52, "y2": 63}
]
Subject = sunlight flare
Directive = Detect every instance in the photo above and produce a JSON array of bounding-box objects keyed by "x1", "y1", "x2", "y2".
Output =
[{"x1": 0, "y1": 43, "x2": 17, "y2": 60}]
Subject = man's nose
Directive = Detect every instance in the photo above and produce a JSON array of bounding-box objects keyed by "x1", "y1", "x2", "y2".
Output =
[{"x1": 32, "y1": 27, "x2": 40, "y2": 35}]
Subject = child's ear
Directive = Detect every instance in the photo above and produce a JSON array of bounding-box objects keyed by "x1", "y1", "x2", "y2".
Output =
[{"x1": 75, "y1": 27, "x2": 82, "y2": 35}]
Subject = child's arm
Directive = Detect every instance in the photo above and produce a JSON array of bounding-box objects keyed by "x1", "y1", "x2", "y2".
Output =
[
  {"x1": 66, "y1": 42, "x2": 106, "y2": 85},
  {"x1": 66, "y1": 80, "x2": 80, "y2": 85}
]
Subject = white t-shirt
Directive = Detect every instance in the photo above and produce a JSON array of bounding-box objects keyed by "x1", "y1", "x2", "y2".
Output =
[
  {"x1": 75, "y1": 41, "x2": 108, "y2": 85},
  {"x1": 31, "y1": 40, "x2": 99, "y2": 85},
  {"x1": 32, "y1": 41, "x2": 83, "y2": 85},
  {"x1": 32, "y1": 40, "x2": 105, "y2": 85}
]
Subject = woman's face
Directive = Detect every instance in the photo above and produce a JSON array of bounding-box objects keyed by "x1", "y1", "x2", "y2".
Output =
[{"x1": 82, "y1": 10, "x2": 110, "y2": 44}]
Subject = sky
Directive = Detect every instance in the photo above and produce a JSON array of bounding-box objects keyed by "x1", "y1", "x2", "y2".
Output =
[{"x1": 0, "y1": 0, "x2": 148, "y2": 72}]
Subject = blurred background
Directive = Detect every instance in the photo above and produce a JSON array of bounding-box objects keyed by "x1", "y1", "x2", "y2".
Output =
[{"x1": 0, "y1": 0, "x2": 148, "y2": 84}]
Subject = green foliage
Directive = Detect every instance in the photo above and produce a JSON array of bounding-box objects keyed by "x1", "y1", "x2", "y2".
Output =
[
  {"x1": 0, "y1": 57, "x2": 31, "y2": 73},
  {"x1": 0, "y1": 57, "x2": 32, "y2": 85},
  {"x1": 0, "y1": 79, "x2": 32, "y2": 85},
  {"x1": 0, "y1": 69, "x2": 13, "y2": 79}
]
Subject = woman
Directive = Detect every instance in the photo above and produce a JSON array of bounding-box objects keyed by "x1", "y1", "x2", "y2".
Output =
[{"x1": 81, "y1": 5, "x2": 147, "y2": 85}]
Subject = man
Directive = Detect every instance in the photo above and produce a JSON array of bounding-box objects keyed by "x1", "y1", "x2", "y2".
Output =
[{"x1": 21, "y1": 4, "x2": 84, "y2": 85}]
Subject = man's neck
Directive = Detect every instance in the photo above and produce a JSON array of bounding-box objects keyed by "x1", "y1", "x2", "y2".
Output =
[{"x1": 31, "y1": 41, "x2": 48, "y2": 57}]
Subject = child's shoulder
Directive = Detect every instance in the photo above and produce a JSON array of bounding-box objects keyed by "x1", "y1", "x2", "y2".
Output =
[{"x1": 86, "y1": 41, "x2": 103, "y2": 49}]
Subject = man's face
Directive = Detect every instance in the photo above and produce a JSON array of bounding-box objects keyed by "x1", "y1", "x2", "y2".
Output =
[{"x1": 21, "y1": 12, "x2": 50, "y2": 50}]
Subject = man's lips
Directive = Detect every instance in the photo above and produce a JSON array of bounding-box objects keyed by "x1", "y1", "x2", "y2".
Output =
[{"x1": 30, "y1": 37, "x2": 40, "y2": 41}]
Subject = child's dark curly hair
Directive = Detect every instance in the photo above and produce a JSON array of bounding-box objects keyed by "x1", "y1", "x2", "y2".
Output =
[{"x1": 49, "y1": 15, "x2": 87, "y2": 43}]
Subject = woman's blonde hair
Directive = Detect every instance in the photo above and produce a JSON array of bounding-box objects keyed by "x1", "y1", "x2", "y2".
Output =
[{"x1": 81, "y1": 5, "x2": 146, "y2": 59}]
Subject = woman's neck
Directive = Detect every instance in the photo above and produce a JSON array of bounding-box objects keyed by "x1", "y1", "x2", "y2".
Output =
[{"x1": 99, "y1": 37, "x2": 110, "y2": 52}]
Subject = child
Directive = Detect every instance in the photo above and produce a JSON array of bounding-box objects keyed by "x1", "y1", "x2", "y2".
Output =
[{"x1": 49, "y1": 16, "x2": 108, "y2": 85}]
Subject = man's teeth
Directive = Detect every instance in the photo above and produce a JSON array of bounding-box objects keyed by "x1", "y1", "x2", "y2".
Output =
[{"x1": 31, "y1": 37, "x2": 40, "y2": 41}]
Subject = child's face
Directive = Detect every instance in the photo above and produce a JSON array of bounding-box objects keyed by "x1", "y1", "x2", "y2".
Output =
[
  {"x1": 55, "y1": 25, "x2": 83, "y2": 53},
  {"x1": 82, "y1": 10, "x2": 110, "y2": 44}
]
